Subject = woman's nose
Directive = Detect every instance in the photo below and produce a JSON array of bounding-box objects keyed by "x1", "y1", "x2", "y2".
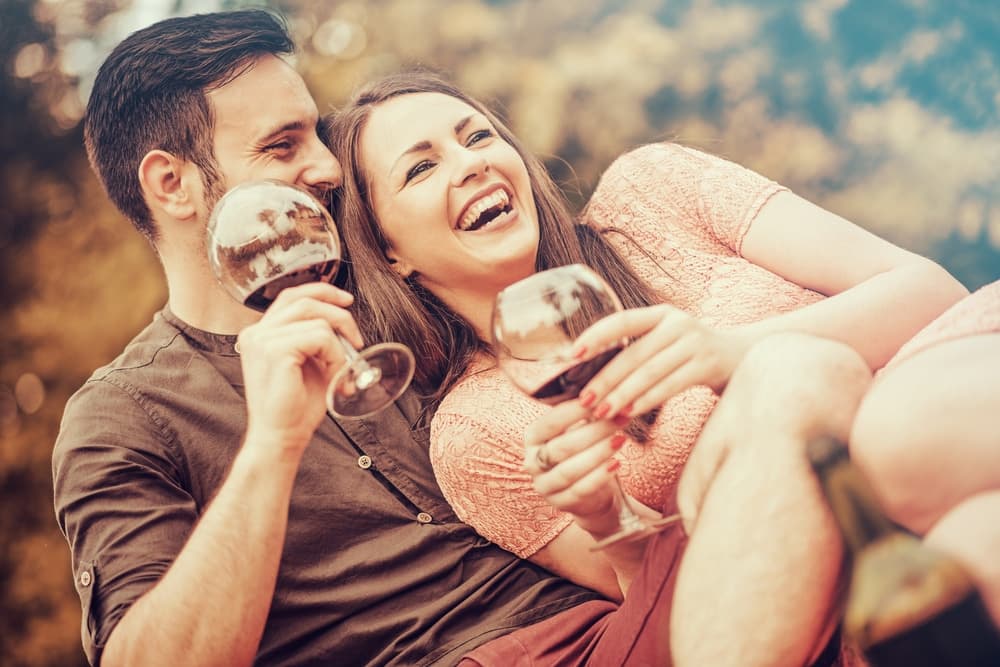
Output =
[{"x1": 450, "y1": 148, "x2": 489, "y2": 187}]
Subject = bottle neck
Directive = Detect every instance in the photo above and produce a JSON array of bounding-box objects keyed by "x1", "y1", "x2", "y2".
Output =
[
  {"x1": 809, "y1": 437, "x2": 900, "y2": 554},
  {"x1": 824, "y1": 462, "x2": 901, "y2": 554}
]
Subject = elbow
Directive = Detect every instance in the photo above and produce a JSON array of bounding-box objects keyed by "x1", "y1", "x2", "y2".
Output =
[{"x1": 908, "y1": 257, "x2": 969, "y2": 310}]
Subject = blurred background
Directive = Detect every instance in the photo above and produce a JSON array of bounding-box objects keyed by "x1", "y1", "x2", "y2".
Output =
[{"x1": 2, "y1": 0, "x2": 998, "y2": 664}]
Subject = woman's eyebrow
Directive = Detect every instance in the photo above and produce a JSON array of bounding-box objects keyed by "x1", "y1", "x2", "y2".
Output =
[{"x1": 389, "y1": 114, "x2": 480, "y2": 175}]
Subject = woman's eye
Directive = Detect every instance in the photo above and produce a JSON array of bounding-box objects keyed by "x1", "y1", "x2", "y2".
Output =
[
  {"x1": 405, "y1": 160, "x2": 434, "y2": 183},
  {"x1": 467, "y1": 129, "x2": 494, "y2": 146}
]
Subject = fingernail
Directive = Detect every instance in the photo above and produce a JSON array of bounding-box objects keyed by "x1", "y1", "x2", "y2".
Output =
[
  {"x1": 573, "y1": 345, "x2": 587, "y2": 360},
  {"x1": 610, "y1": 434, "x2": 627, "y2": 450},
  {"x1": 617, "y1": 403, "x2": 633, "y2": 418},
  {"x1": 579, "y1": 390, "x2": 596, "y2": 408},
  {"x1": 593, "y1": 402, "x2": 610, "y2": 419},
  {"x1": 613, "y1": 414, "x2": 631, "y2": 428},
  {"x1": 606, "y1": 459, "x2": 621, "y2": 473}
]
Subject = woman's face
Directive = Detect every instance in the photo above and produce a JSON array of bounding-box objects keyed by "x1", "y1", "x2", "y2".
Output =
[{"x1": 360, "y1": 92, "x2": 539, "y2": 303}]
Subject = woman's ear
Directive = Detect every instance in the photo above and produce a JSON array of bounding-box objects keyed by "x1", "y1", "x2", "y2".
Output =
[
  {"x1": 138, "y1": 149, "x2": 198, "y2": 221},
  {"x1": 385, "y1": 247, "x2": 415, "y2": 279}
]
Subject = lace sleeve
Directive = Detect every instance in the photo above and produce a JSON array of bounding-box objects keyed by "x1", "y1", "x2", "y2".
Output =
[
  {"x1": 585, "y1": 142, "x2": 786, "y2": 256},
  {"x1": 430, "y1": 406, "x2": 574, "y2": 559}
]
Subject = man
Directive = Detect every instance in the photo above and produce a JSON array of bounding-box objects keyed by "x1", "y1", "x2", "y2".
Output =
[
  {"x1": 55, "y1": 8, "x2": 866, "y2": 667},
  {"x1": 53, "y1": 10, "x2": 598, "y2": 666}
]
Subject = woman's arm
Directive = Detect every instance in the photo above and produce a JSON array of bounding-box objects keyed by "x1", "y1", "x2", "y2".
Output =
[
  {"x1": 572, "y1": 190, "x2": 967, "y2": 419},
  {"x1": 738, "y1": 190, "x2": 969, "y2": 368},
  {"x1": 431, "y1": 401, "x2": 643, "y2": 601},
  {"x1": 522, "y1": 405, "x2": 661, "y2": 598}
]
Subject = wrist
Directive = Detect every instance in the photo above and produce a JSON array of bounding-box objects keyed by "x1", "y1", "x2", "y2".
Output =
[{"x1": 240, "y1": 425, "x2": 311, "y2": 469}]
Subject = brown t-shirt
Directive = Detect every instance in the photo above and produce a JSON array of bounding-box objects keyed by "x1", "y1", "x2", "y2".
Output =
[{"x1": 52, "y1": 308, "x2": 598, "y2": 666}]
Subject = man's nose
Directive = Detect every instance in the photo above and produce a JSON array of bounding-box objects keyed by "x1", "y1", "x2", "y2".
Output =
[{"x1": 303, "y1": 140, "x2": 344, "y2": 193}]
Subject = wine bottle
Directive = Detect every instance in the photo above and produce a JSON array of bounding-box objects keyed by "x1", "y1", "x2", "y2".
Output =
[{"x1": 807, "y1": 436, "x2": 1000, "y2": 667}]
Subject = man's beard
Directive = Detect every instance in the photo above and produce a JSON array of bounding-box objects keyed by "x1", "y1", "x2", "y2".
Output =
[{"x1": 197, "y1": 169, "x2": 229, "y2": 275}]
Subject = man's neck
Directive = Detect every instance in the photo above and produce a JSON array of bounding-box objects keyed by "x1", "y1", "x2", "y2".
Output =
[{"x1": 163, "y1": 258, "x2": 261, "y2": 335}]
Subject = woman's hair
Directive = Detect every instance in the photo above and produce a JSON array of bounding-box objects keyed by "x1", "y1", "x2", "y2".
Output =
[{"x1": 325, "y1": 71, "x2": 662, "y2": 415}]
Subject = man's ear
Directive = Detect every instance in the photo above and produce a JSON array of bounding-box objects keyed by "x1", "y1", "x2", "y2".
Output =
[
  {"x1": 138, "y1": 149, "x2": 198, "y2": 221},
  {"x1": 385, "y1": 247, "x2": 415, "y2": 279}
]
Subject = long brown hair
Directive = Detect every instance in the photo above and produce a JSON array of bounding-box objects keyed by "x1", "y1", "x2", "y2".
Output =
[{"x1": 325, "y1": 72, "x2": 661, "y2": 414}]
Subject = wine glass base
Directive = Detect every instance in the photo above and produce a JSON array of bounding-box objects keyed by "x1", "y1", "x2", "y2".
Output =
[
  {"x1": 328, "y1": 343, "x2": 416, "y2": 419},
  {"x1": 589, "y1": 513, "x2": 683, "y2": 551}
]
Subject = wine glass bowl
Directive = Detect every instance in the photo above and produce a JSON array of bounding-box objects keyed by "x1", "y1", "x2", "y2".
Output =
[
  {"x1": 207, "y1": 179, "x2": 340, "y2": 310},
  {"x1": 492, "y1": 265, "x2": 626, "y2": 403},
  {"x1": 492, "y1": 264, "x2": 680, "y2": 550},
  {"x1": 207, "y1": 179, "x2": 415, "y2": 419}
]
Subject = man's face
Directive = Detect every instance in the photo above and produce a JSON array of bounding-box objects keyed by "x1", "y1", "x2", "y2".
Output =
[{"x1": 203, "y1": 54, "x2": 342, "y2": 216}]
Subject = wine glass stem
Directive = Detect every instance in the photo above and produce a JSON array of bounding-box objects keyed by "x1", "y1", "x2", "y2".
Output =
[
  {"x1": 334, "y1": 332, "x2": 382, "y2": 390},
  {"x1": 610, "y1": 474, "x2": 645, "y2": 529}
]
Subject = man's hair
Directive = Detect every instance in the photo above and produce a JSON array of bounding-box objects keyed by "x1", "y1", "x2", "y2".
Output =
[
  {"x1": 325, "y1": 71, "x2": 661, "y2": 420},
  {"x1": 84, "y1": 9, "x2": 294, "y2": 243}
]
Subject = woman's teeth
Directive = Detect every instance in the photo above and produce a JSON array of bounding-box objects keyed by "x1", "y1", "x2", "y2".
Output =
[{"x1": 459, "y1": 190, "x2": 510, "y2": 231}]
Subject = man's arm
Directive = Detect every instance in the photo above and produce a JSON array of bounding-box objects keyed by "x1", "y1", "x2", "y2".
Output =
[
  {"x1": 101, "y1": 283, "x2": 357, "y2": 667},
  {"x1": 102, "y1": 443, "x2": 299, "y2": 666}
]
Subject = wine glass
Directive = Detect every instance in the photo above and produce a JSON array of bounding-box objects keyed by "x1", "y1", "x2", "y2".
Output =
[
  {"x1": 206, "y1": 179, "x2": 415, "y2": 419},
  {"x1": 492, "y1": 263, "x2": 680, "y2": 550}
]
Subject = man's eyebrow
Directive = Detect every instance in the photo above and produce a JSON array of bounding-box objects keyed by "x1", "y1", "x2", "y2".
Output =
[
  {"x1": 257, "y1": 120, "x2": 308, "y2": 143},
  {"x1": 390, "y1": 114, "x2": 479, "y2": 175}
]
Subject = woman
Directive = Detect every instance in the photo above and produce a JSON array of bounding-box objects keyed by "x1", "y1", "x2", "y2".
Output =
[
  {"x1": 325, "y1": 69, "x2": 965, "y2": 589},
  {"x1": 324, "y1": 71, "x2": 970, "y2": 665}
]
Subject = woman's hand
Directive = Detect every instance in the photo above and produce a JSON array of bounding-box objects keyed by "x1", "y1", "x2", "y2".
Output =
[
  {"x1": 572, "y1": 304, "x2": 754, "y2": 420},
  {"x1": 523, "y1": 400, "x2": 653, "y2": 539}
]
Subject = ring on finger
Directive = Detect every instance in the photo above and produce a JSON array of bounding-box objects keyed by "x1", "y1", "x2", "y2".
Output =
[{"x1": 535, "y1": 446, "x2": 556, "y2": 472}]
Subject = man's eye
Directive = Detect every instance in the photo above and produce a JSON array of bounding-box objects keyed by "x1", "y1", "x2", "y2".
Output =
[
  {"x1": 467, "y1": 129, "x2": 494, "y2": 146},
  {"x1": 405, "y1": 160, "x2": 434, "y2": 183},
  {"x1": 264, "y1": 140, "x2": 295, "y2": 154}
]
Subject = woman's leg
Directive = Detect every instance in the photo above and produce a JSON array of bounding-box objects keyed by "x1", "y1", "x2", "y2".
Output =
[{"x1": 851, "y1": 334, "x2": 1000, "y2": 534}]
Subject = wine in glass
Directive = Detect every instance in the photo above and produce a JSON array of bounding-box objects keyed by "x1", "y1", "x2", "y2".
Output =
[
  {"x1": 492, "y1": 263, "x2": 680, "y2": 550},
  {"x1": 206, "y1": 179, "x2": 415, "y2": 419}
]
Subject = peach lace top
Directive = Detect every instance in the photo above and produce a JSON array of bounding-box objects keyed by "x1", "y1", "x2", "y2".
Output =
[{"x1": 430, "y1": 143, "x2": 826, "y2": 558}]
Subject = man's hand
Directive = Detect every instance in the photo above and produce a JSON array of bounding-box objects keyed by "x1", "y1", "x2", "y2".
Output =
[{"x1": 237, "y1": 282, "x2": 363, "y2": 457}]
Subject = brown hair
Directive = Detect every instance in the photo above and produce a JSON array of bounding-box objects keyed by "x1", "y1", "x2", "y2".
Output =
[
  {"x1": 84, "y1": 9, "x2": 294, "y2": 244},
  {"x1": 325, "y1": 71, "x2": 662, "y2": 416}
]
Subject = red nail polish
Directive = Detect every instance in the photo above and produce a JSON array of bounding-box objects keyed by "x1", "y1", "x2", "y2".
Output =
[
  {"x1": 610, "y1": 434, "x2": 627, "y2": 450},
  {"x1": 613, "y1": 414, "x2": 631, "y2": 428},
  {"x1": 606, "y1": 459, "x2": 621, "y2": 473},
  {"x1": 573, "y1": 345, "x2": 588, "y2": 360},
  {"x1": 618, "y1": 404, "x2": 633, "y2": 418},
  {"x1": 593, "y1": 403, "x2": 610, "y2": 419},
  {"x1": 579, "y1": 390, "x2": 596, "y2": 408}
]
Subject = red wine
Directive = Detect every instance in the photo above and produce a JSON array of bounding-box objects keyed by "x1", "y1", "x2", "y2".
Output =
[
  {"x1": 530, "y1": 346, "x2": 623, "y2": 405},
  {"x1": 243, "y1": 260, "x2": 339, "y2": 311}
]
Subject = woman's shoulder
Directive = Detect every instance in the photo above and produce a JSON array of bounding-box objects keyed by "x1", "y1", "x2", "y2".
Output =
[
  {"x1": 432, "y1": 363, "x2": 545, "y2": 445},
  {"x1": 595, "y1": 142, "x2": 703, "y2": 183}
]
